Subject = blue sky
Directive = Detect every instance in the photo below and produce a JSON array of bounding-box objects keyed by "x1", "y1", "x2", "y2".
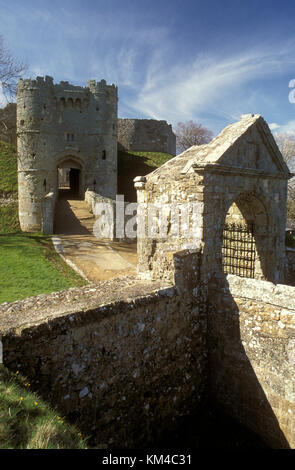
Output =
[{"x1": 1, "y1": 0, "x2": 295, "y2": 136}]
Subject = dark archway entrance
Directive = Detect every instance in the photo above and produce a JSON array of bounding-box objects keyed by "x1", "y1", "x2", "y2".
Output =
[
  {"x1": 57, "y1": 158, "x2": 83, "y2": 200},
  {"x1": 54, "y1": 158, "x2": 84, "y2": 234},
  {"x1": 58, "y1": 167, "x2": 81, "y2": 199},
  {"x1": 68, "y1": 168, "x2": 80, "y2": 196}
]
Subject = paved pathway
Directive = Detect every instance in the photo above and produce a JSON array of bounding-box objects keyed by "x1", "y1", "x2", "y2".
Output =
[{"x1": 53, "y1": 196, "x2": 137, "y2": 283}]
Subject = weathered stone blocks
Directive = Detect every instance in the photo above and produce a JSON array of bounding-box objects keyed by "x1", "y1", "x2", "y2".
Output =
[{"x1": 0, "y1": 255, "x2": 207, "y2": 448}]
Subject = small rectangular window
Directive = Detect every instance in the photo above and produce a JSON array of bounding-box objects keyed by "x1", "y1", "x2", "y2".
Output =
[{"x1": 66, "y1": 133, "x2": 75, "y2": 142}]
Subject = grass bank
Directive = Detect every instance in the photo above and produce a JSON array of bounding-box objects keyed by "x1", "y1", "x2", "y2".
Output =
[
  {"x1": 0, "y1": 140, "x2": 20, "y2": 233},
  {"x1": 118, "y1": 150, "x2": 174, "y2": 201},
  {"x1": 0, "y1": 233, "x2": 87, "y2": 304},
  {"x1": 0, "y1": 365, "x2": 87, "y2": 449},
  {"x1": 0, "y1": 202, "x2": 20, "y2": 233},
  {"x1": 0, "y1": 140, "x2": 18, "y2": 197},
  {"x1": 0, "y1": 140, "x2": 87, "y2": 302}
]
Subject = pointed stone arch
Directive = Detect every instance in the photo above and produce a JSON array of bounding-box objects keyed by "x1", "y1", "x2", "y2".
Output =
[
  {"x1": 56, "y1": 154, "x2": 84, "y2": 199},
  {"x1": 222, "y1": 191, "x2": 270, "y2": 280}
]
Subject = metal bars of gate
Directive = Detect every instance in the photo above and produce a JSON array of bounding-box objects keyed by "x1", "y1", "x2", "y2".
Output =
[{"x1": 222, "y1": 222, "x2": 256, "y2": 278}]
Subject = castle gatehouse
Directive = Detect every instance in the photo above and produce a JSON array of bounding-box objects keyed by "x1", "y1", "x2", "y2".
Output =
[{"x1": 17, "y1": 76, "x2": 118, "y2": 233}]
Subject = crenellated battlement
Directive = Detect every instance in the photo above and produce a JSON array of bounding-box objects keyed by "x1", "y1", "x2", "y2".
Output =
[
  {"x1": 18, "y1": 75, "x2": 54, "y2": 91},
  {"x1": 87, "y1": 78, "x2": 118, "y2": 97},
  {"x1": 18, "y1": 76, "x2": 118, "y2": 99}
]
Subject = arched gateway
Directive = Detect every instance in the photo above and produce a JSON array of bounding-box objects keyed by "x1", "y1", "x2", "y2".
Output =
[
  {"x1": 57, "y1": 156, "x2": 84, "y2": 199},
  {"x1": 134, "y1": 114, "x2": 293, "y2": 284},
  {"x1": 222, "y1": 192, "x2": 269, "y2": 279}
]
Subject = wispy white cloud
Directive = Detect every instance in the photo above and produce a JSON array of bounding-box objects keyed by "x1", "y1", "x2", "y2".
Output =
[
  {"x1": 124, "y1": 42, "x2": 295, "y2": 130},
  {"x1": 269, "y1": 123, "x2": 281, "y2": 130},
  {"x1": 271, "y1": 120, "x2": 295, "y2": 136},
  {"x1": 23, "y1": 7, "x2": 171, "y2": 90},
  {"x1": 2, "y1": 0, "x2": 295, "y2": 135},
  {"x1": 22, "y1": 32, "x2": 295, "y2": 134}
]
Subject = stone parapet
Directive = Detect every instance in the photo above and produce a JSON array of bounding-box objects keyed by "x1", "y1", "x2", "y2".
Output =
[
  {"x1": 0, "y1": 270, "x2": 207, "y2": 448},
  {"x1": 208, "y1": 274, "x2": 295, "y2": 449}
]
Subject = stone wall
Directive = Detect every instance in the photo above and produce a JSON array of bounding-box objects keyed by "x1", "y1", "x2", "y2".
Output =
[
  {"x1": 208, "y1": 274, "x2": 295, "y2": 449},
  {"x1": 0, "y1": 250, "x2": 207, "y2": 448},
  {"x1": 1, "y1": 250, "x2": 295, "y2": 447},
  {"x1": 41, "y1": 191, "x2": 57, "y2": 235},
  {"x1": 85, "y1": 190, "x2": 116, "y2": 240},
  {"x1": 118, "y1": 118, "x2": 176, "y2": 155}
]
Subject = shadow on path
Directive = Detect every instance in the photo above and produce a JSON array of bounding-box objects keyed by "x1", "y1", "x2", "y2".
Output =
[{"x1": 54, "y1": 195, "x2": 93, "y2": 236}]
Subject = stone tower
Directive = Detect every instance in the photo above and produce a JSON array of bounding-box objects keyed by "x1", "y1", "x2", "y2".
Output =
[{"x1": 17, "y1": 76, "x2": 118, "y2": 232}]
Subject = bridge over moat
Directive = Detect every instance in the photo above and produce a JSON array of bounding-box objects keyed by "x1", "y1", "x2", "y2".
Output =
[{"x1": 53, "y1": 192, "x2": 137, "y2": 282}]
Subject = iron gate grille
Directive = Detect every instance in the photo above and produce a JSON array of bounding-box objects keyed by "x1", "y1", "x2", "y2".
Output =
[{"x1": 222, "y1": 222, "x2": 255, "y2": 278}]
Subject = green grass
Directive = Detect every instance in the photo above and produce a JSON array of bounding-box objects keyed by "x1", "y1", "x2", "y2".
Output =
[
  {"x1": 0, "y1": 202, "x2": 20, "y2": 233},
  {"x1": 0, "y1": 139, "x2": 20, "y2": 234},
  {"x1": 0, "y1": 233, "x2": 87, "y2": 304},
  {"x1": 0, "y1": 140, "x2": 18, "y2": 196},
  {"x1": 123, "y1": 150, "x2": 174, "y2": 168},
  {"x1": 0, "y1": 365, "x2": 88, "y2": 449},
  {"x1": 118, "y1": 150, "x2": 174, "y2": 202},
  {"x1": 0, "y1": 140, "x2": 87, "y2": 302}
]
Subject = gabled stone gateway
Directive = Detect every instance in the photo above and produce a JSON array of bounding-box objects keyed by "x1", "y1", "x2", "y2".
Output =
[
  {"x1": 135, "y1": 114, "x2": 293, "y2": 284},
  {"x1": 144, "y1": 114, "x2": 291, "y2": 180},
  {"x1": 182, "y1": 114, "x2": 291, "y2": 176}
]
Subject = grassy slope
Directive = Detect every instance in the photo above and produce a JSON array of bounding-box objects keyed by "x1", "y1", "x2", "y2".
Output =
[
  {"x1": 0, "y1": 233, "x2": 86, "y2": 303},
  {"x1": 118, "y1": 150, "x2": 174, "y2": 202},
  {"x1": 0, "y1": 140, "x2": 86, "y2": 303},
  {"x1": 0, "y1": 365, "x2": 88, "y2": 449},
  {"x1": 0, "y1": 140, "x2": 20, "y2": 233},
  {"x1": 0, "y1": 203, "x2": 20, "y2": 233},
  {"x1": 0, "y1": 140, "x2": 18, "y2": 196}
]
